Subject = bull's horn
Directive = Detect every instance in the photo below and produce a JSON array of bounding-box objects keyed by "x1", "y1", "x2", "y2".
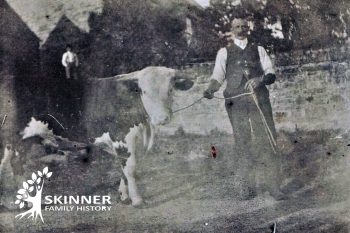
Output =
[{"x1": 113, "y1": 71, "x2": 140, "y2": 81}]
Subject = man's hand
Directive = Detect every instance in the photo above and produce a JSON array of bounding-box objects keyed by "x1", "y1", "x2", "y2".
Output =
[
  {"x1": 244, "y1": 77, "x2": 262, "y2": 90},
  {"x1": 203, "y1": 90, "x2": 214, "y2": 99},
  {"x1": 203, "y1": 79, "x2": 221, "y2": 99}
]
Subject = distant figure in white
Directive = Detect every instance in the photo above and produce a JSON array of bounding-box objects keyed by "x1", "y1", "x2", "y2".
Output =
[{"x1": 62, "y1": 44, "x2": 79, "y2": 80}]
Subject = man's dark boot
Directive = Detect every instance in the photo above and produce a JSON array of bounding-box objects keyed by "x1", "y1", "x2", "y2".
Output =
[
  {"x1": 237, "y1": 186, "x2": 257, "y2": 201},
  {"x1": 236, "y1": 175, "x2": 257, "y2": 201},
  {"x1": 268, "y1": 186, "x2": 288, "y2": 201}
]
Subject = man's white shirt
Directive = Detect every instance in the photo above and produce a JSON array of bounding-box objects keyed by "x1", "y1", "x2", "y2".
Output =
[
  {"x1": 211, "y1": 38, "x2": 275, "y2": 84},
  {"x1": 62, "y1": 51, "x2": 78, "y2": 67}
]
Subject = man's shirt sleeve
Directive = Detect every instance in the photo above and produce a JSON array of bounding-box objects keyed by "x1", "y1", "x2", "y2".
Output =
[
  {"x1": 258, "y1": 46, "x2": 275, "y2": 75},
  {"x1": 210, "y1": 47, "x2": 227, "y2": 85},
  {"x1": 62, "y1": 53, "x2": 67, "y2": 67}
]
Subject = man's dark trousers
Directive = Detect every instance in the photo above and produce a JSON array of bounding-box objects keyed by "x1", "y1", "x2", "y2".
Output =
[
  {"x1": 225, "y1": 84, "x2": 281, "y2": 199},
  {"x1": 65, "y1": 62, "x2": 78, "y2": 80}
]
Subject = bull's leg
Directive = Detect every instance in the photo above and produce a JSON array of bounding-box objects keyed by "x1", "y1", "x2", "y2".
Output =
[
  {"x1": 122, "y1": 157, "x2": 142, "y2": 206},
  {"x1": 123, "y1": 125, "x2": 144, "y2": 206},
  {"x1": 147, "y1": 124, "x2": 155, "y2": 151},
  {"x1": 0, "y1": 144, "x2": 14, "y2": 179},
  {"x1": 118, "y1": 177, "x2": 129, "y2": 202}
]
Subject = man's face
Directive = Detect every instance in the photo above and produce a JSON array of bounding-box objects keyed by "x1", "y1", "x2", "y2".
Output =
[{"x1": 231, "y1": 18, "x2": 249, "y2": 39}]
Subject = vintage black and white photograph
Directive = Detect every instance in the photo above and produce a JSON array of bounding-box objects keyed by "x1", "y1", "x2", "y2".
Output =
[{"x1": 0, "y1": 0, "x2": 349, "y2": 232}]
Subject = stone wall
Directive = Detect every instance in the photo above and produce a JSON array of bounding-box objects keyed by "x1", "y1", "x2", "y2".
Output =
[
  {"x1": 159, "y1": 47, "x2": 350, "y2": 135},
  {"x1": 2, "y1": 46, "x2": 350, "y2": 140},
  {"x1": 271, "y1": 61, "x2": 350, "y2": 131}
]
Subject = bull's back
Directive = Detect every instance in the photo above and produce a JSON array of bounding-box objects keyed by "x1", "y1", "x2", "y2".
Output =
[{"x1": 82, "y1": 77, "x2": 147, "y2": 142}]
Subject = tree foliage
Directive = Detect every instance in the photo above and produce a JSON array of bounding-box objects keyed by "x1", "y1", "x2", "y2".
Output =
[
  {"x1": 85, "y1": 0, "x2": 190, "y2": 77},
  {"x1": 205, "y1": 0, "x2": 296, "y2": 52},
  {"x1": 205, "y1": 0, "x2": 350, "y2": 52}
]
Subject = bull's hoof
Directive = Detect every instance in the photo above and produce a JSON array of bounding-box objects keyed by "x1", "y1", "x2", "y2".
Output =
[
  {"x1": 119, "y1": 192, "x2": 129, "y2": 202},
  {"x1": 131, "y1": 197, "x2": 144, "y2": 207},
  {"x1": 133, "y1": 201, "x2": 148, "y2": 209},
  {"x1": 268, "y1": 189, "x2": 288, "y2": 201},
  {"x1": 120, "y1": 198, "x2": 132, "y2": 205},
  {"x1": 118, "y1": 191, "x2": 131, "y2": 205},
  {"x1": 236, "y1": 187, "x2": 257, "y2": 201}
]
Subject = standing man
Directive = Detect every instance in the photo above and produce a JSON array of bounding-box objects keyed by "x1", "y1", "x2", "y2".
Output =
[
  {"x1": 62, "y1": 44, "x2": 79, "y2": 80},
  {"x1": 203, "y1": 16, "x2": 284, "y2": 200}
]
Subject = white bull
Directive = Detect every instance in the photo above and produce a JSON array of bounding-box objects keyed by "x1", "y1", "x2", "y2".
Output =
[{"x1": 91, "y1": 66, "x2": 194, "y2": 206}]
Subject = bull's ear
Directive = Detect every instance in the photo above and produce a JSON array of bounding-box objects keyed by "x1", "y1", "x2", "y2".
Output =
[
  {"x1": 122, "y1": 79, "x2": 141, "y2": 94},
  {"x1": 172, "y1": 72, "x2": 194, "y2": 91}
]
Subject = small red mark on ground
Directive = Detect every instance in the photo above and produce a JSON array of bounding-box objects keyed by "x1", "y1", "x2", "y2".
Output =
[{"x1": 211, "y1": 146, "x2": 217, "y2": 158}]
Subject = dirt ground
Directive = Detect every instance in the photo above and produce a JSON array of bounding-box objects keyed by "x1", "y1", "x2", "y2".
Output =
[{"x1": 0, "y1": 131, "x2": 349, "y2": 233}]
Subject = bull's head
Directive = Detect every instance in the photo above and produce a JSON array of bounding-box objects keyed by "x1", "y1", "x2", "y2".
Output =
[
  {"x1": 139, "y1": 67, "x2": 193, "y2": 125},
  {"x1": 121, "y1": 67, "x2": 194, "y2": 126}
]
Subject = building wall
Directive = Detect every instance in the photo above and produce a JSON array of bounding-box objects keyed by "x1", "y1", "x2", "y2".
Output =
[{"x1": 0, "y1": 76, "x2": 17, "y2": 146}]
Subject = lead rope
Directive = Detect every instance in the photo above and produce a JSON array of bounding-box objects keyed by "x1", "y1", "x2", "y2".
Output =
[
  {"x1": 242, "y1": 70, "x2": 278, "y2": 154},
  {"x1": 248, "y1": 84, "x2": 277, "y2": 154},
  {"x1": 172, "y1": 96, "x2": 205, "y2": 114},
  {"x1": 171, "y1": 84, "x2": 277, "y2": 154},
  {"x1": 172, "y1": 92, "x2": 253, "y2": 113}
]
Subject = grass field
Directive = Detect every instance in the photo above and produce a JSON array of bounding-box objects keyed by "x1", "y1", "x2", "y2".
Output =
[{"x1": 0, "y1": 130, "x2": 349, "y2": 232}]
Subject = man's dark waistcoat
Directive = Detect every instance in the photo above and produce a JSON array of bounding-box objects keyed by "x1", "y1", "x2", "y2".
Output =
[{"x1": 224, "y1": 42, "x2": 265, "y2": 97}]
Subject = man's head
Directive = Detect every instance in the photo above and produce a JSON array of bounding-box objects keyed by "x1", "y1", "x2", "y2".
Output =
[
  {"x1": 66, "y1": 44, "x2": 72, "y2": 52},
  {"x1": 230, "y1": 17, "x2": 250, "y2": 40}
]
